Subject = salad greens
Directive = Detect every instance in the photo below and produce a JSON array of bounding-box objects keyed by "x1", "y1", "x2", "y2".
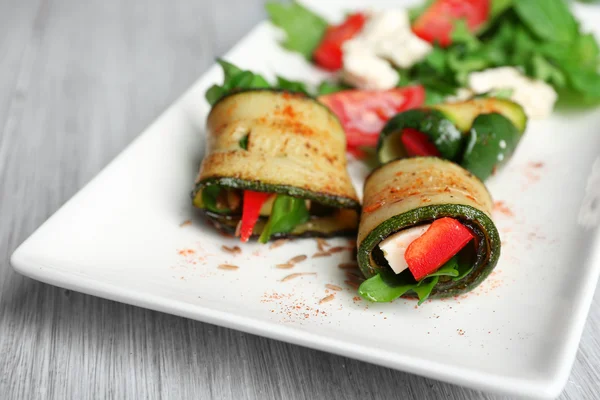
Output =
[
  {"x1": 404, "y1": 0, "x2": 600, "y2": 104},
  {"x1": 201, "y1": 185, "x2": 228, "y2": 213},
  {"x1": 259, "y1": 195, "x2": 309, "y2": 243},
  {"x1": 264, "y1": 0, "x2": 600, "y2": 105},
  {"x1": 206, "y1": 60, "x2": 270, "y2": 105},
  {"x1": 205, "y1": 59, "x2": 348, "y2": 106},
  {"x1": 359, "y1": 255, "x2": 468, "y2": 305},
  {"x1": 265, "y1": 2, "x2": 328, "y2": 60}
]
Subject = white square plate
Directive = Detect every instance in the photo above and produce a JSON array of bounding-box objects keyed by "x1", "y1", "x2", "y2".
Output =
[{"x1": 11, "y1": 1, "x2": 600, "y2": 398}]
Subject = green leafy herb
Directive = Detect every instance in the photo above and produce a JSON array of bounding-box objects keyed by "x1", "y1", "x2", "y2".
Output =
[
  {"x1": 513, "y1": 0, "x2": 578, "y2": 44},
  {"x1": 239, "y1": 135, "x2": 249, "y2": 150},
  {"x1": 359, "y1": 255, "x2": 469, "y2": 305},
  {"x1": 276, "y1": 76, "x2": 310, "y2": 94},
  {"x1": 316, "y1": 81, "x2": 350, "y2": 96},
  {"x1": 265, "y1": 1, "x2": 328, "y2": 60},
  {"x1": 201, "y1": 185, "x2": 229, "y2": 213},
  {"x1": 205, "y1": 59, "x2": 270, "y2": 105},
  {"x1": 490, "y1": 0, "x2": 513, "y2": 20},
  {"x1": 258, "y1": 195, "x2": 309, "y2": 243},
  {"x1": 531, "y1": 54, "x2": 566, "y2": 87},
  {"x1": 451, "y1": 19, "x2": 480, "y2": 51}
]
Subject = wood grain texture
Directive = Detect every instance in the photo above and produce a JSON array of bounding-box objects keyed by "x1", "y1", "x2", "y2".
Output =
[{"x1": 0, "y1": 0, "x2": 599, "y2": 399}]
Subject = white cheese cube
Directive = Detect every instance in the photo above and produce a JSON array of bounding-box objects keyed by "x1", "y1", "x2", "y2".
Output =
[
  {"x1": 378, "y1": 224, "x2": 431, "y2": 274},
  {"x1": 468, "y1": 67, "x2": 558, "y2": 119}
]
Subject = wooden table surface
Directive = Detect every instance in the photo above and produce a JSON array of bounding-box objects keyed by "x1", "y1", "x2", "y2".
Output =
[{"x1": 1, "y1": 0, "x2": 599, "y2": 399}]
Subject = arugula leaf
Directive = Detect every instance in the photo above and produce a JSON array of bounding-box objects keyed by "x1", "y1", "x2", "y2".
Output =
[
  {"x1": 531, "y1": 54, "x2": 566, "y2": 87},
  {"x1": 451, "y1": 19, "x2": 480, "y2": 51},
  {"x1": 205, "y1": 59, "x2": 271, "y2": 105},
  {"x1": 239, "y1": 135, "x2": 249, "y2": 150},
  {"x1": 317, "y1": 81, "x2": 350, "y2": 96},
  {"x1": 573, "y1": 33, "x2": 600, "y2": 70},
  {"x1": 513, "y1": 0, "x2": 578, "y2": 43},
  {"x1": 258, "y1": 195, "x2": 309, "y2": 243},
  {"x1": 201, "y1": 185, "x2": 229, "y2": 213},
  {"x1": 218, "y1": 59, "x2": 243, "y2": 81},
  {"x1": 359, "y1": 255, "x2": 467, "y2": 304},
  {"x1": 266, "y1": 2, "x2": 328, "y2": 60},
  {"x1": 412, "y1": 276, "x2": 440, "y2": 305},
  {"x1": 490, "y1": 0, "x2": 513, "y2": 19},
  {"x1": 276, "y1": 76, "x2": 310, "y2": 94},
  {"x1": 564, "y1": 66, "x2": 600, "y2": 98}
]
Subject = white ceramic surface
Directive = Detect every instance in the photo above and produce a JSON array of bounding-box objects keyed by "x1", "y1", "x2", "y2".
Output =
[{"x1": 11, "y1": 1, "x2": 600, "y2": 398}]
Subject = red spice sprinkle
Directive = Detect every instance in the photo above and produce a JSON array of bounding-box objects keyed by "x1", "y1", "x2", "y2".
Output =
[
  {"x1": 363, "y1": 200, "x2": 386, "y2": 213},
  {"x1": 529, "y1": 161, "x2": 544, "y2": 169},
  {"x1": 179, "y1": 220, "x2": 192, "y2": 227},
  {"x1": 493, "y1": 201, "x2": 514, "y2": 217},
  {"x1": 178, "y1": 249, "x2": 196, "y2": 256}
]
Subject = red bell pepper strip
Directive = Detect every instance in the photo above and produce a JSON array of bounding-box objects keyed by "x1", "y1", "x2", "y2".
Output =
[
  {"x1": 313, "y1": 13, "x2": 367, "y2": 71},
  {"x1": 239, "y1": 191, "x2": 270, "y2": 242},
  {"x1": 405, "y1": 217, "x2": 474, "y2": 281},
  {"x1": 401, "y1": 128, "x2": 441, "y2": 157},
  {"x1": 412, "y1": 0, "x2": 490, "y2": 47}
]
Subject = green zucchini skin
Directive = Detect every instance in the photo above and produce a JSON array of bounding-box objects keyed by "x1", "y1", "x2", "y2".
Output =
[
  {"x1": 377, "y1": 109, "x2": 464, "y2": 162},
  {"x1": 461, "y1": 113, "x2": 521, "y2": 181},
  {"x1": 202, "y1": 208, "x2": 359, "y2": 239},
  {"x1": 377, "y1": 97, "x2": 528, "y2": 181},
  {"x1": 434, "y1": 97, "x2": 527, "y2": 133},
  {"x1": 193, "y1": 177, "x2": 360, "y2": 212},
  {"x1": 357, "y1": 157, "x2": 500, "y2": 299},
  {"x1": 357, "y1": 204, "x2": 500, "y2": 298}
]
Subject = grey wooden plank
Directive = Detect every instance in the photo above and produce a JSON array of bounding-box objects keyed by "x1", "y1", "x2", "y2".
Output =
[{"x1": 0, "y1": 0, "x2": 599, "y2": 399}]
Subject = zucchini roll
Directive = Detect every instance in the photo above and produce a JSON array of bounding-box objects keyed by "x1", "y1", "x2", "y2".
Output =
[
  {"x1": 357, "y1": 157, "x2": 500, "y2": 304},
  {"x1": 193, "y1": 89, "x2": 360, "y2": 242},
  {"x1": 377, "y1": 97, "x2": 527, "y2": 181}
]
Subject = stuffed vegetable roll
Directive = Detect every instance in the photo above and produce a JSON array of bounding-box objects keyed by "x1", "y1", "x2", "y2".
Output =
[
  {"x1": 193, "y1": 89, "x2": 360, "y2": 243},
  {"x1": 377, "y1": 97, "x2": 527, "y2": 181},
  {"x1": 357, "y1": 157, "x2": 500, "y2": 304}
]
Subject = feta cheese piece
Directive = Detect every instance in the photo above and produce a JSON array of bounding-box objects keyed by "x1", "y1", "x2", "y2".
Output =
[
  {"x1": 340, "y1": 9, "x2": 432, "y2": 90},
  {"x1": 467, "y1": 67, "x2": 558, "y2": 119},
  {"x1": 378, "y1": 224, "x2": 431, "y2": 274},
  {"x1": 358, "y1": 10, "x2": 432, "y2": 69},
  {"x1": 342, "y1": 40, "x2": 399, "y2": 90}
]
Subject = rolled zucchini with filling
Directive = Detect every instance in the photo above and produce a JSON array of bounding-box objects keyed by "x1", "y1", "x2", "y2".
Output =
[
  {"x1": 377, "y1": 97, "x2": 527, "y2": 181},
  {"x1": 357, "y1": 157, "x2": 500, "y2": 305},
  {"x1": 193, "y1": 89, "x2": 360, "y2": 242}
]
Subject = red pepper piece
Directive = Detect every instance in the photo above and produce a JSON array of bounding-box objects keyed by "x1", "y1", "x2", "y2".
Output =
[
  {"x1": 401, "y1": 128, "x2": 441, "y2": 157},
  {"x1": 405, "y1": 217, "x2": 474, "y2": 281},
  {"x1": 313, "y1": 13, "x2": 367, "y2": 71},
  {"x1": 240, "y1": 191, "x2": 270, "y2": 242}
]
